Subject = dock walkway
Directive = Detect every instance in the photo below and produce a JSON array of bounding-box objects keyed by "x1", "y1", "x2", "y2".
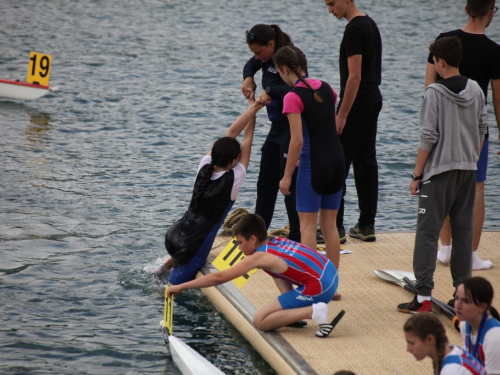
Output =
[{"x1": 200, "y1": 231, "x2": 500, "y2": 374}]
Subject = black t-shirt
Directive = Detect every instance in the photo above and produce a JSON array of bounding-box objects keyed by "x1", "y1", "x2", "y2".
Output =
[
  {"x1": 339, "y1": 15, "x2": 382, "y2": 109},
  {"x1": 428, "y1": 29, "x2": 500, "y2": 139},
  {"x1": 428, "y1": 29, "x2": 500, "y2": 102}
]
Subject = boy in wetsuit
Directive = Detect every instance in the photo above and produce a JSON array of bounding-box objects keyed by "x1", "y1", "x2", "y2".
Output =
[{"x1": 167, "y1": 214, "x2": 344, "y2": 338}]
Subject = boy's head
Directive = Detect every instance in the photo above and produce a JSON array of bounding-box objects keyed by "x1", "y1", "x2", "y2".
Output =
[
  {"x1": 429, "y1": 36, "x2": 462, "y2": 68},
  {"x1": 232, "y1": 214, "x2": 268, "y2": 254},
  {"x1": 467, "y1": 0, "x2": 496, "y2": 18}
]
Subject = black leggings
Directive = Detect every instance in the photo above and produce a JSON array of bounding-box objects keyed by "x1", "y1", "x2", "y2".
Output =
[{"x1": 255, "y1": 122, "x2": 300, "y2": 242}]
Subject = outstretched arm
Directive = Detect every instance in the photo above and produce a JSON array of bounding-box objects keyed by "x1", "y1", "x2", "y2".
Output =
[
  {"x1": 224, "y1": 96, "x2": 265, "y2": 140},
  {"x1": 167, "y1": 253, "x2": 264, "y2": 297}
]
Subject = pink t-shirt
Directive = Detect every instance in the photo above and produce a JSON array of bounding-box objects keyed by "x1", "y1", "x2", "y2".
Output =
[{"x1": 282, "y1": 78, "x2": 338, "y2": 115}]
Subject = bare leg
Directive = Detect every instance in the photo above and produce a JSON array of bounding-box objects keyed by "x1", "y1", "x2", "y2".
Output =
[
  {"x1": 298, "y1": 211, "x2": 319, "y2": 251},
  {"x1": 165, "y1": 257, "x2": 174, "y2": 270},
  {"x1": 472, "y1": 182, "x2": 492, "y2": 270},
  {"x1": 319, "y1": 208, "x2": 340, "y2": 270},
  {"x1": 154, "y1": 256, "x2": 174, "y2": 276},
  {"x1": 273, "y1": 278, "x2": 293, "y2": 294},
  {"x1": 253, "y1": 299, "x2": 313, "y2": 332}
]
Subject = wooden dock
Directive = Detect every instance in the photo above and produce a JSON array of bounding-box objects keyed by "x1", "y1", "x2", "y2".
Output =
[{"x1": 199, "y1": 231, "x2": 500, "y2": 374}]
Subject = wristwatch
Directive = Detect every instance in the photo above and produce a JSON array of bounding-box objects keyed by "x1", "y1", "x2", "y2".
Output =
[
  {"x1": 411, "y1": 172, "x2": 423, "y2": 181},
  {"x1": 265, "y1": 86, "x2": 271, "y2": 96}
]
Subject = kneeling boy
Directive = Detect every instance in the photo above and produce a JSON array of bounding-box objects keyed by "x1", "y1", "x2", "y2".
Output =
[{"x1": 167, "y1": 213, "x2": 343, "y2": 338}]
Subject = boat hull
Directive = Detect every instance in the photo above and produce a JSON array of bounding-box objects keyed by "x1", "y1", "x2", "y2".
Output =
[{"x1": 0, "y1": 79, "x2": 49, "y2": 100}]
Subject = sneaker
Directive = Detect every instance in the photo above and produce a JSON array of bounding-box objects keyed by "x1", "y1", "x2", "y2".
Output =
[
  {"x1": 397, "y1": 296, "x2": 432, "y2": 314},
  {"x1": 317, "y1": 227, "x2": 346, "y2": 245},
  {"x1": 339, "y1": 226, "x2": 346, "y2": 244},
  {"x1": 316, "y1": 228, "x2": 325, "y2": 245},
  {"x1": 349, "y1": 223, "x2": 376, "y2": 242}
]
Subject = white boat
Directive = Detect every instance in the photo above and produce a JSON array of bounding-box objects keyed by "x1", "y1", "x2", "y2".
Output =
[
  {"x1": 160, "y1": 321, "x2": 225, "y2": 375},
  {"x1": 0, "y1": 78, "x2": 50, "y2": 100}
]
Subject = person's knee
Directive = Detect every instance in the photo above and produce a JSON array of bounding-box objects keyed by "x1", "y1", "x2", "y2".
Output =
[{"x1": 252, "y1": 315, "x2": 266, "y2": 331}]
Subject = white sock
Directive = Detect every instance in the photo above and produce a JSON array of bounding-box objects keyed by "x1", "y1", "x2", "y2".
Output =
[
  {"x1": 472, "y1": 251, "x2": 493, "y2": 270},
  {"x1": 417, "y1": 295, "x2": 431, "y2": 303},
  {"x1": 312, "y1": 302, "x2": 328, "y2": 325},
  {"x1": 437, "y1": 245, "x2": 451, "y2": 264}
]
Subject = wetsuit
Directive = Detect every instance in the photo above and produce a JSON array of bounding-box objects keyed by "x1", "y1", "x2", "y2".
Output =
[
  {"x1": 283, "y1": 79, "x2": 345, "y2": 212},
  {"x1": 243, "y1": 57, "x2": 300, "y2": 241},
  {"x1": 165, "y1": 156, "x2": 246, "y2": 284},
  {"x1": 255, "y1": 237, "x2": 338, "y2": 309},
  {"x1": 461, "y1": 313, "x2": 500, "y2": 373}
]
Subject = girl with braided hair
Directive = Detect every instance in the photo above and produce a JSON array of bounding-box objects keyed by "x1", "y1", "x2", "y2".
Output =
[
  {"x1": 270, "y1": 45, "x2": 345, "y2": 275},
  {"x1": 455, "y1": 277, "x2": 500, "y2": 374},
  {"x1": 155, "y1": 97, "x2": 265, "y2": 284},
  {"x1": 404, "y1": 313, "x2": 487, "y2": 375}
]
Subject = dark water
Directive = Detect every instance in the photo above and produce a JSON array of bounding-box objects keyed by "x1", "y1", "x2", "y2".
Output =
[{"x1": 0, "y1": 1, "x2": 499, "y2": 374}]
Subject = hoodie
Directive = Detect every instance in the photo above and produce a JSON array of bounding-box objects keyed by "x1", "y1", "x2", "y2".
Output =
[{"x1": 418, "y1": 77, "x2": 487, "y2": 181}]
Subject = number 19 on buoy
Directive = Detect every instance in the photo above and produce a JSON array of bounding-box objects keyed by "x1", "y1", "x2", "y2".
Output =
[{"x1": 27, "y1": 51, "x2": 52, "y2": 86}]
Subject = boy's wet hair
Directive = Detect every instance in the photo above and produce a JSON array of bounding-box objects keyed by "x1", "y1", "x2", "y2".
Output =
[
  {"x1": 429, "y1": 36, "x2": 462, "y2": 68},
  {"x1": 467, "y1": 0, "x2": 495, "y2": 17},
  {"x1": 232, "y1": 214, "x2": 268, "y2": 242}
]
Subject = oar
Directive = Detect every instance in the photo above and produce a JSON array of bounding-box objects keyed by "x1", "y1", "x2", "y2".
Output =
[
  {"x1": 402, "y1": 276, "x2": 460, "y2": 332},
  {"x1": 374, "y1": 269, "x2": 460, "y2": 331}
]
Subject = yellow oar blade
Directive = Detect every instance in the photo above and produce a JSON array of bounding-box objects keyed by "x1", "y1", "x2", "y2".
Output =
[{"x1": 164, "y1": 285, "x2": 173, "y2": 336}]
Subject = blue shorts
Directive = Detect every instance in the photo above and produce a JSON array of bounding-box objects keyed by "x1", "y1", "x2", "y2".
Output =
[
  {"x1": 296, "y1": 161, "x2": 342, "y2": 212},
  {"x1": 476, "y1": 138, "x2": 488, "y2": 183},
  {"x1": 277, "y1": 261, "x2": 338, "y2": 309}
]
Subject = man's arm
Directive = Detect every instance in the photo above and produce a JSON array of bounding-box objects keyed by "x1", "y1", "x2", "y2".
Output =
[
  {"x1": 491, "y1": 78, "x2": 500, "y2": 154},
  {"x1": 336, "y1": 54, "x2": 362, "y2": 134}
]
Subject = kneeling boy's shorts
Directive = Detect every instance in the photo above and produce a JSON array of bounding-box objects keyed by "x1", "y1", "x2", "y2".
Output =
[{"x1": 278, "y1": 261, "x2": 338, "y2": 309}]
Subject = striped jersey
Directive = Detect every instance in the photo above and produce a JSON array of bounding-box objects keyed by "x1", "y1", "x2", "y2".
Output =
[{"x1": 255, "y1": 237, "x2": 335, "y2": 296}]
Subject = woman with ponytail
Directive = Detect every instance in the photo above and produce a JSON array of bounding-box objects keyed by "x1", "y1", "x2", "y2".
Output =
[
  {"x1": 271, "y1": 45, "x2": 345, "y2": 275},
  {"x1": 455, "y1": 276, "x2": 500, "y2": 374},
  {"x1": 404, "y1": 313, "x2": 487, "y2": 375},
  {"x1": 155, "y1": 97, "x2": 265, "y2": 284},
  {"x1": 241, "y1": 24, "x2": 301, "y2": 244}
]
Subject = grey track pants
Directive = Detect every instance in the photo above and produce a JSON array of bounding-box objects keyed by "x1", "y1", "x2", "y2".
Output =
[{"x1": 413, "y1": 170, "x2": 475, "y2": 296}]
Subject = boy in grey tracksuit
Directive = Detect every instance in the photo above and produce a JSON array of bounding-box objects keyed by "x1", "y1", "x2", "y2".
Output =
[{"x1": 398, "y1": 36, "x2": 487, "y2": 314}]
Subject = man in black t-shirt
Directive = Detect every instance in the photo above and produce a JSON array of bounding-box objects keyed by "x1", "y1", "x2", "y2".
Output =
[
  {"x1": 426, "y1": 0, "x2": 500, "y2": 272},
  {"x1": 324, "y1": 0, "x2": 383, "y2": 243}
]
